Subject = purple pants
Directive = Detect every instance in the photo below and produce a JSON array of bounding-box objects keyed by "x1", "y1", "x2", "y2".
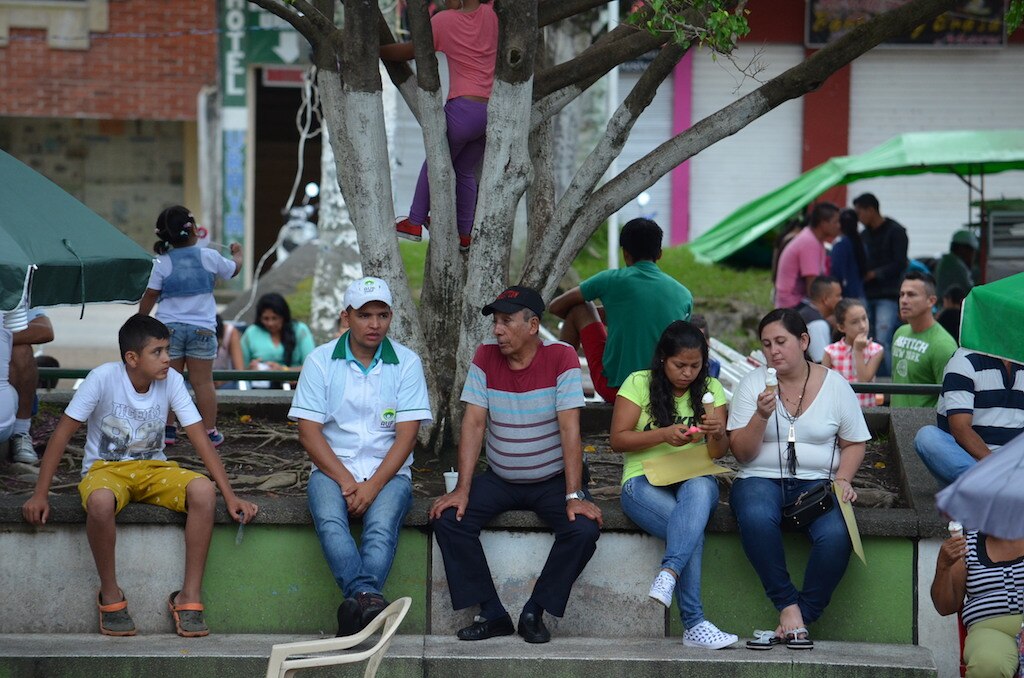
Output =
[{"x1": 409, "y1": 96, "x2": 488, "y2": 236}]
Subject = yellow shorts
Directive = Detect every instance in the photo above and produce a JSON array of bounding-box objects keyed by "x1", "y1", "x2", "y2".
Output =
[{"x1": 78, "y1": 460, "x2": 209, "y2": 514}]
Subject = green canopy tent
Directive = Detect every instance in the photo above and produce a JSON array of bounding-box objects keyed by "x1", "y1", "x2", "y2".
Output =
[
  {"x1": 690, "y1": 129, "x2": 1024, "y2": 263},
  {"x1": 960, "y1": 272, "x2": 1024, "y2": 365},
  {"x1": 0, "y1": 150, "x2": 154, "y2": 312}
]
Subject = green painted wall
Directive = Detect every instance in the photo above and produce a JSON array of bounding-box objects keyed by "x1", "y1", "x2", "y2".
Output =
[
  {"x1": 198, "y1": 525, "x2": 911, "y2": 641},
  {"x1": 669, "y1": 534, "x2": 915, "y2": 643},
  {"x1": 202, "y1": 525, "x2": 428, "y2": 633}
]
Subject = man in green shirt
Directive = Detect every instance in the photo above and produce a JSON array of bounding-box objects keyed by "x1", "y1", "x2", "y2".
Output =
[
  {"x1": 549, "y1": 218, "x2": 693, "y2": 403},
  {"x1": 890, "y1": 271, "x2": 957, "y2": 408}
]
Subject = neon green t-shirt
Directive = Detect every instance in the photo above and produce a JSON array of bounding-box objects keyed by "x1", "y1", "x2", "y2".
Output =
[
  {"x1": 616, "y1": 370, "x2": 727, "y2": 485},
  {"x1": 891, "y1": 322, "x2": 957, "y2": 408}
]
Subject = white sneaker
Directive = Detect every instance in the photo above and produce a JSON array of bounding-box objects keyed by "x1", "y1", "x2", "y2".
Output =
[
  {"x1": 648, "y1": 570, "x2": 676, "y2": 607},
  {"x1": 10, "y1": 433, "x2": 37, "y2": 464},
  {"x1": 683, "y1": 620, "x2": 739, "y2": 650}
]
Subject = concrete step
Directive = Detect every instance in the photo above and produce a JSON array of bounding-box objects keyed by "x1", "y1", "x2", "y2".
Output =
[{"x1": 0, "y1": 633, "x2": 936, "y2": 677}]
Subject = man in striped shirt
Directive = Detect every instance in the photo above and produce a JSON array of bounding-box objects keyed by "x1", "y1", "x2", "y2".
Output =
[
  {"x1": 914, "y1": 347, "x2": 1024, "y2": 485},
  {"x1": 430, "y1": 286, "x2": 603, "y2": 644}
]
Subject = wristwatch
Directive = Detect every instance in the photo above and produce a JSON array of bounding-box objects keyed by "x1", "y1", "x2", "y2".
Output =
[{"x1": 565, "y1": 490, "x2": 587, "y2": 503}]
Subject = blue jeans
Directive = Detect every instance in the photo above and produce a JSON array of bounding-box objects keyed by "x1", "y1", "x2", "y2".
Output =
[
  {"x1": 914, "y1": 425, "x2": 978, "y2": 486},
  {"x1": 867, "y1": 298, "x2": 899, "y2": 377},
  {"x1": 730, "y1": 476, "x2": 852, "y2": 624},
  {"x1": 620, "y1": 474, "x2": 719, "y2": 629},
  {"x1": 165, "y1": 321, "x2": 217, "y2": 360},
  {"x1": 307, "y1": 470, "x2": 412, "y2": 598}
]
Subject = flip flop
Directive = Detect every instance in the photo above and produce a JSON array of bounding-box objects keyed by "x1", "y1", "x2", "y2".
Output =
[
  {"x1": 168, "y1": 590, "x2": 209, "y2": 637},
  {"x1": 785, "y1": 626, "x2": 814, "y2": 650},
  {"x1": 97, "y1": 589, "x2": 136, "y2": 636},
  {"x1": 745, "y1": 629, "x2": 783, "y2": 650}
]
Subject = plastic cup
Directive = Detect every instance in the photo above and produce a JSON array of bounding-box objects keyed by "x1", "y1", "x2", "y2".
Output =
[{"x1": 443, "y1": 471, "x2": 459, "y2": 493}]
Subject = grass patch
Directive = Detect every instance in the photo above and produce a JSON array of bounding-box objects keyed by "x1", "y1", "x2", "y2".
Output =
[
  {"x1": 569, "y1": 230, "x2": 771, "y2": 351},
  {"x1": 572, "y1": 241, "x2": 771, "y2": 309},
  {"x1": 285, "y1": 240, "x2": 429, "y2": 324},
  {"x1": 287, "y1": 236, "x2": 770, "y2": 352}
]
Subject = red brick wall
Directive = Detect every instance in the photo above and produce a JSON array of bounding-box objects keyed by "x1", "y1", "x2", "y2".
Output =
[{"x1": 0, "y1": 0, "x2": 217, "y2": 120}]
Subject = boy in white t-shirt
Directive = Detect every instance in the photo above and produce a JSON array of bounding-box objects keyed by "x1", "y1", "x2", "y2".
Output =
[{"x1": 22, "y1": 315, "x2": 258, "y2": 637}]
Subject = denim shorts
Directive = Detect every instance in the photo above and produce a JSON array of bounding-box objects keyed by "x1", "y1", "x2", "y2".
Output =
[{"x1": 166, "y1": 322, "x2": 217, "y2": 360}]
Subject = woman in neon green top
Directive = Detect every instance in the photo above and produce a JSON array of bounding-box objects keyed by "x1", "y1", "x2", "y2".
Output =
[{"x1": 610, "y1": 320, "x2": 737, "y2": 649}]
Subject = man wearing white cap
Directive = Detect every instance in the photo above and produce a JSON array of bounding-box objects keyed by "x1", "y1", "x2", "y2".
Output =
[{"x1": 289, "y1": 277, "x2": 432, "y2": 636}]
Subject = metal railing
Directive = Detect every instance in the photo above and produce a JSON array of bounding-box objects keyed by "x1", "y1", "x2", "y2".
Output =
[{"x1": 36, "y1": 368, "x2": 943, "y2": 396}]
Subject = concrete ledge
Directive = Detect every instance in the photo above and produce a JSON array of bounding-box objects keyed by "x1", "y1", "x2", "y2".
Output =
[
  {"x1": 17, "y1": 398, "x2": 947, "y2": 538},
  {"x1": 0, "y1": 634, "x2": 937, "y2": 678}
]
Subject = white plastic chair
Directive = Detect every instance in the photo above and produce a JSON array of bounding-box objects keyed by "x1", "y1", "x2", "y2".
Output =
[{"x1": 265, "y1": 596, "x2": 411, "y2": 678}]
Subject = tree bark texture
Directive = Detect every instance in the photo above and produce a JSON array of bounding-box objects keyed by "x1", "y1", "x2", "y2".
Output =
[
  {"x1": 408, "y1": 0, "x2": 468, "y2": 450},
  {"x1": 446, "y1": 0, "x2": 539, "y2": 436},
  {"x1": 524, "y1": 41, "x2": 686, "y2": 294},
  {"x1": 310, "y1": 125, "x2": 362, "y2": 343}
]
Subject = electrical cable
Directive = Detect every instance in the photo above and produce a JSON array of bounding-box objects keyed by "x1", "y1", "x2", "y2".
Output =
[{"x1": 232, "y1": 65, "x2": 322, "y2": 324}]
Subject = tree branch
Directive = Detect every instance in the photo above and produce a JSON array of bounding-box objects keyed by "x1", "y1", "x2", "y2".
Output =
[
  {"x1": 538, "y1": 0, "x2": 610, "y2": 27},
  {"x1": 526, "y1": 41, "x2": 687, "y2": 293},
  {"x1": 533, "y1": 25, "x2": 665, "y2": 100},
  {"x1": 550, "y1": 0, "x2": 958, "y2": 286},
  {"x1": 247, "y1": 0, "x2": 332, "y2": 48}
]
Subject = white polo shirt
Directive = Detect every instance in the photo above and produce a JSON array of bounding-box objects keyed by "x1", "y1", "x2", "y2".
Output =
[{"x1": 288, "y1": 333, "x2": 432, "y2": 481}]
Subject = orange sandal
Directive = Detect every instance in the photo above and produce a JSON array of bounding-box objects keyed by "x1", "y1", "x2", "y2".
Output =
[
  {"x1": 97, "y1": 590, "x2": 136, "y2": 636},
  {"x1": 168, "y1": 591, "x2": 209, "y2": 637}
]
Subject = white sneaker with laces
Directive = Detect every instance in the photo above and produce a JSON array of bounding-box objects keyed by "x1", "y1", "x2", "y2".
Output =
[
  {"x1": 648, "y1": 570, "x2": 676, "y2": 607},
  {"x1": 683, "y1": 620, "x2": 739, "y2": 650},
  {"x1": 10, "y1": 433, "x2": 37, "y2": 464}
]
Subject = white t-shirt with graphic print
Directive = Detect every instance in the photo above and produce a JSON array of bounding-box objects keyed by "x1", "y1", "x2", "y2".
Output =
[{"x1": 65, "y1": 362, "x2": 201, "y2": 475}]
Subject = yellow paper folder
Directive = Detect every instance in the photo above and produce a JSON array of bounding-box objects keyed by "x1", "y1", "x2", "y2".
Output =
[
  {"x1": 835, "y1": 485, "x2": 866, "y2": 565},
  {"x1": 641, "y1": 444, "x2": 730, "y2": 486}
]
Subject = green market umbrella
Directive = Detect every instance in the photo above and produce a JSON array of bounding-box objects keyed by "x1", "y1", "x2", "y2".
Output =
[
  {"x1": 0, "y1": 150, "x2": 154, "y2": 312},
  {"x1": 959, "y1": 273, "x2": 1024, "y2": 365},
  {"x1": 690, "y1": 129, "x2": 1024, "y2": 262}
]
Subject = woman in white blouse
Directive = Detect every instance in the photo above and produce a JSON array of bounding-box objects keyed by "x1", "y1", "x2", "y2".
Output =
[{"x1": 727, "y1": 308, "x2": 869, "y2": 650}]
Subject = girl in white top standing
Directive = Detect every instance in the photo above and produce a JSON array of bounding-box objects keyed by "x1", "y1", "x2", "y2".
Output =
[{"x1": 139, "y1": 206, "x2": 242, "y2": 447}]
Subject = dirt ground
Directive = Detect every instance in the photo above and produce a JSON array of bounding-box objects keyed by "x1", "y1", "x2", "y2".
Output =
[{"x1": 3, "y1": 408, "x2": 904, "y2": 509}]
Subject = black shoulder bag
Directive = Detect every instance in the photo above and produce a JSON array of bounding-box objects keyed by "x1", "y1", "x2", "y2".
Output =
[{"x1": 774, "y1": 375, "x2": 837, "y2": 531}]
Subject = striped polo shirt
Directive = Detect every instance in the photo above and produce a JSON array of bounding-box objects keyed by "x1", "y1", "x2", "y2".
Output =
[
  {"x1": 937, "y1": 349, "x2": 1024, "y2": 450},
  {"x1": 962, "y1": 530, "x2": 1024, "y2": 628},
  {"x1": 461, "y1": 339, "x2": 585, "y2": 483}
]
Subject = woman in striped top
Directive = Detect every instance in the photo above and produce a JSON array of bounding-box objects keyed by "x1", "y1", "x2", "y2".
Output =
[{"x1": 931, "y1": 529, "x2": 1024, "y2": 677}]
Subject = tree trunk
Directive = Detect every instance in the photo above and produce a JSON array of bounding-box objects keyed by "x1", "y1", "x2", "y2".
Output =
[
  {"x1": 318, "y1": 0, "x2": 426, "y2": 352},
  {"x1": 408, "y1": 0, "x2": 468, "y2": 453},
  {"x1": 443, "y1": 0, "x2": 539, "y2": 452},
  {"x1": 310, "y1": 125, "x2": 362, "y2": 343}
]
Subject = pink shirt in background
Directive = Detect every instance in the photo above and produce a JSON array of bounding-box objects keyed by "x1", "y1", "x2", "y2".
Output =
[
  {"x1": 824, "y1": 339, "x2": 884, "y2": 408},
  {"x1": 774, "y1": 226, "x2": 828, "y2": 308},
  {"x1": 432, "y1": 4, "x2": 498, "y2": 100}
]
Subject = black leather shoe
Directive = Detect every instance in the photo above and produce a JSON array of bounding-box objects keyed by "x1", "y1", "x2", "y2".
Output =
[
  {"x1": 456, "y1": 614, "x2": 515, "y2": 641},
  {"x1": 517, "y1": 611, "x2": 551, "y2": 644},
  {"x1": 336, "y1": 598, "x2": 360, "y2": 637},
  {"x1": 355, "y1": 592, "x2": 388, "y2": 630}
]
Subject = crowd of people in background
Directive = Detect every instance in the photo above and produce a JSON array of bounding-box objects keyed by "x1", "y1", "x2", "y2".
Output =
[{"x1": 3, "y1": 190, "x2": 1019, "y2": 677}]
